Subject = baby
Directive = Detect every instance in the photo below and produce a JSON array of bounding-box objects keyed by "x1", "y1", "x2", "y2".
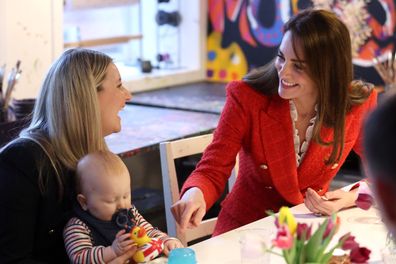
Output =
[{"x1": 63, "y1": 151, "x2": 183, "y2": 263}]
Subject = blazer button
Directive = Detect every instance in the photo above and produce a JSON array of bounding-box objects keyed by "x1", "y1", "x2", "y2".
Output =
[
  {"x1": 48, "y1": 229, "x2": 55, "y2": 235},
  {"x1": 264, "y1": 186, "x2": 273, "y2": 190},
  {"x1": 260, "y1": 164, "x2": 268, "y2": 170},
  {"x1": 331, "y1": 163, "x2": 339, "y2": 169}
]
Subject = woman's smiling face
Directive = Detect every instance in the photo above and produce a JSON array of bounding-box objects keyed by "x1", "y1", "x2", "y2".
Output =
[
  {"x1": 97, "y1": 63, "x2": 132, "y2": 136},
  {"x1": 275, "y1": 31, "x2": 317, "y2": 103}
]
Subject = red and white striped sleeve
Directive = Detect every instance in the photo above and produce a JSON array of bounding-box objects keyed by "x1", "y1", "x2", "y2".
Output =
[
  {"x1": 129, "y1": 205, "x2": 170, "y2": 241},
  {"x1": 63, "y1": 217, "x2": 106, "y2": 264}
]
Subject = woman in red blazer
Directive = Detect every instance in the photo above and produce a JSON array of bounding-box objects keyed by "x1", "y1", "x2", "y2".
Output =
[{"x1": 172, "y1": 9, "x2": 377, "y2": 235}]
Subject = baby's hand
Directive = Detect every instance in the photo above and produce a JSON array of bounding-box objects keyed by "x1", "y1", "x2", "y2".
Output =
[
  {"x1": 163, "y1": 238, "x2": 184, "y2": 256},
  {"x1": 112, "y1": 229, "x2": 136, "y2": 256}
]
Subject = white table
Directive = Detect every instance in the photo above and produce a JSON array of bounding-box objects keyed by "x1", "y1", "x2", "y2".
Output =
[
  {"x1": 151, "y1": 203, "x2": 388, "y2": 264},
  {"x1": 188, "y1": 204, "x2": 387, "y2": 264}
]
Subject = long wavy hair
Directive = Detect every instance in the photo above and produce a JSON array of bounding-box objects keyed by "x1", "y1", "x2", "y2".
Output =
[
  {"x1": 243, "y1": 9, "x2": 372, "y2": 165},
  {"x1": 16, "y1": 48, "x2": 112, "y2": 197}
]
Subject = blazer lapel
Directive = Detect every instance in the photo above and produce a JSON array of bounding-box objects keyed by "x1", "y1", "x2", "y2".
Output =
[
  {"x1": 297, "y1": 127, "x2": 333, "y2": 190},
  {"x1": 298, "y1": 111, "x2": 356, "y2": 190},
  {"x1": 259, "y1": 96, "x2": 304, "y2": 204}
]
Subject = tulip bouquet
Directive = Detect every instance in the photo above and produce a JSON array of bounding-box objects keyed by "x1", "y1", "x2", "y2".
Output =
[{"x1": 269, "y1": 207, "x2": 371, "y2": 264}]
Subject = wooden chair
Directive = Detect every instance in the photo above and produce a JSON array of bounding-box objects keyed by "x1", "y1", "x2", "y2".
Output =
[{"x1": 160, "y1": 133, "x2": 238, "y2": 246}]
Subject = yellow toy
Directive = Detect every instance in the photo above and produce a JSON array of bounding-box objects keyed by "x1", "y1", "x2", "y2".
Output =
[{"x1": 130, "y1": 226, "x2": 164, "y2": 263}]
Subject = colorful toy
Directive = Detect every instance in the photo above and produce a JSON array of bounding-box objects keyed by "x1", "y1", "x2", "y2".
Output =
[{"x1": 130, "y1": 226, "x2": 164, "y2": 263}]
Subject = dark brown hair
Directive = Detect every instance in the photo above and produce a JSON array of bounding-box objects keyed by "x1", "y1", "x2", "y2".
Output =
[{"x1": 243, "y1": 9, "x2": 372, "y2": 165}]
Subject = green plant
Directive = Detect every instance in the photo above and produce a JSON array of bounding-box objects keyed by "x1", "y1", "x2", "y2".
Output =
[{"x1": 269, "y1": 207, "x2": 370, "y2": 263}]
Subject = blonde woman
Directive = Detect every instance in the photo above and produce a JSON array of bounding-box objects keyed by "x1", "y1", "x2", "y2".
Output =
[{"x1": 0, "y1": 48, "x2": 132, "y2": 263}]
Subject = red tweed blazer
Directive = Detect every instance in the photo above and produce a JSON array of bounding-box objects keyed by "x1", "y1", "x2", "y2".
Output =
[{"x1": 181, "y1": 80, "x2": 377, "y2": 235}]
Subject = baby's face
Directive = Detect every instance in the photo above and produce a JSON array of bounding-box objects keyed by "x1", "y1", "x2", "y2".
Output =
[{"x1": 82, "y1": 169, "x2": 132, "y2": 221}]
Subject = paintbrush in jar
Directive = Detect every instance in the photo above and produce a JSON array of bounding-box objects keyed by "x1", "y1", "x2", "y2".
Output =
[
  {"x1": 0, "y1": 64, "x2": 6, "y2": 102},
  {"x1": 3, "y1": 60, "x2": 22, "y2": 110}
]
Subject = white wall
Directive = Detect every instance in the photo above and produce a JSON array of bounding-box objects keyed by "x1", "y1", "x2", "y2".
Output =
[{"x1": 0, "y1": 0, "x2": 63, "y2": 99}]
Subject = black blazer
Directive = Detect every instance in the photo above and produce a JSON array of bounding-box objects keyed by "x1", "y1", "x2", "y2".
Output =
[{"x1": 0, "y1": 139, "x2": 73, "y2": 263}]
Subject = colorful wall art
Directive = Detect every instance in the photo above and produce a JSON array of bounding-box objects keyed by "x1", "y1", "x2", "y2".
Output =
[{"x1": 206, "y1": 0, "x2": 396, "y2": 85}]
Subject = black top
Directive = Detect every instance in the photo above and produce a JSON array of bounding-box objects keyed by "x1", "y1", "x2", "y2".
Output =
[
  {"x1": 0, "y1": 139, "x2": 74, "y2": 263},
  {"x1": 73, "y1": 205, "x2": 122, "y2": 247}
]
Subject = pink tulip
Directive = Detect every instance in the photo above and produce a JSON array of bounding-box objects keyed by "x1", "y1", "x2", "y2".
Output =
[
  {"x1": 323, "y1": 216, "x2": 340, "y2": 240},
  {"x1": 296, "y1": 223, "x2": 312, "y2": 240},
  {"x1": 355, "y1": 181, "x2": 375, "y2": 210},
  {"x1": 272, "y1": 225, "x2": 293, "y2": 249},
  {"x1": 350, "y1": 246, "x2": 371, "y2": 263},
  {"x1": 275, "y1": 217, "x2": 279, "y2": 228},
  {"x1": 323, "y1": 221, "x2": 333, "y2": 239},
  {"x1": 339, "y1": 233, "x2": 359, "y2": 250},
  {"x1": 355, "y1": 193, "x2": 374, "y2": 210}
]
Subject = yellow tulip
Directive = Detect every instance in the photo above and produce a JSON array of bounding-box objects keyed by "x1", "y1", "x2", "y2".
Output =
[{"x1": 278, "y1": 206, "x2": 297, "y2": 235}]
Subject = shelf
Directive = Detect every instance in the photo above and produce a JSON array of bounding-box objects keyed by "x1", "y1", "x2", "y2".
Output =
[
  {"x1": 64, "y1": 0, "x2": 139, "y2": 10},
  {"x1": 116, "y1": 63, "x2": 205, "y2": 93},
  {"x1": 64, "y1": 34, "x2": 143, "y2": 48}
]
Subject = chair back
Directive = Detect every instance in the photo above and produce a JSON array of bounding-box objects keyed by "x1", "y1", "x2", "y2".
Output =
[{"x1": 160, "y1": 133, "x2": 237, "y2": 246}]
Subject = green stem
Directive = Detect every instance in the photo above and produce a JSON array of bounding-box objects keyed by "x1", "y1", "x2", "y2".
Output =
[{"x1": 265, "y1": 248, "x2": 283, "y2": 257}]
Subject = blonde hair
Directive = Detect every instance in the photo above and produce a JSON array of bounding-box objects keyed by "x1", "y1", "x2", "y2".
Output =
[
  {"x1": 19, "y1": 48, "x2": 112, "y2": 197},
  {"x1": 75, "y1": 151, "x2": 128, "y2": 195}
]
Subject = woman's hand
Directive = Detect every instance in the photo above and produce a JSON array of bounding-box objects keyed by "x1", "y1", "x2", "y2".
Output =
[
  {"x1": 304, "y1": 188, "x2": 358, "y2": 216},
  {"x1": 162, "y1": 238, "x2": 184, "y2": 256},
  {"x1": 171, "y1": 187, "x2": 206, "y2": 232}
]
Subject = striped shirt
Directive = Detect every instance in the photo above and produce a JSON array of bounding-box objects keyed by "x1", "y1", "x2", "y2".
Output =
[{"x1": 63, "y1": 205, "x2": 170, "y2": 264}]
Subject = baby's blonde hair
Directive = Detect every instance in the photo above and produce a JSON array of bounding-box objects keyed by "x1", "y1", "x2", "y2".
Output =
[{"x1": 76, "y1": 151, "x2": 129, "y2": 194}]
